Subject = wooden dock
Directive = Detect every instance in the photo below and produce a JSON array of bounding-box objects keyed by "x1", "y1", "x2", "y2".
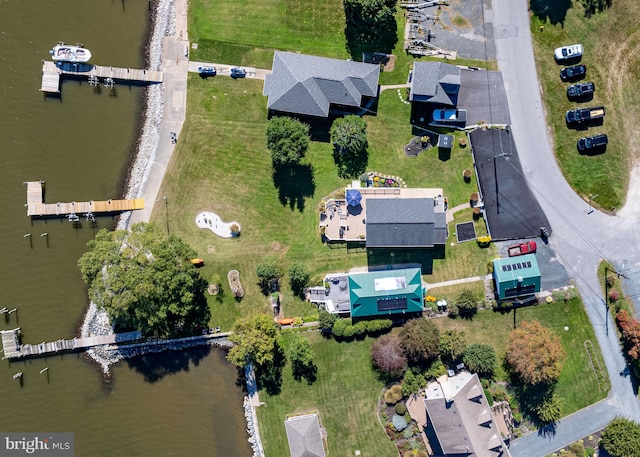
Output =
[
  {"x1": 41, "y1": 60, "x2": 163, "y2": 93},
  {"x1": 1, "y1": 328, "x2": 142, "y2": 360},
  {"x1": 25, "y1": 181, "x2": 144, "y2": 219}
]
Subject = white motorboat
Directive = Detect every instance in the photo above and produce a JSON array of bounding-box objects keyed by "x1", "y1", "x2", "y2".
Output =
[{"x1": 49, "y1": 43, "x2": 92, "y2": 63}]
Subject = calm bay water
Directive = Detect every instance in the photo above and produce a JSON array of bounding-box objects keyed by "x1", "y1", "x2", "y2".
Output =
[{"x1": 0, "y1": 2, "x2": 251, "y2": 455}]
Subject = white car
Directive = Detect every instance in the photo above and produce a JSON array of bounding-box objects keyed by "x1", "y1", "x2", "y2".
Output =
[{"x1": 554, "y1": 44, "x2": 583, "y2": 62}]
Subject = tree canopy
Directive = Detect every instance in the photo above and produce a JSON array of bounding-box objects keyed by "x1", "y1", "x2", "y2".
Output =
[
  {"x1": 371, "y1": 334, "x2": 407, "y2": 378},
  {"x1": 601, "y1": 417, "x2": 640, "y2": 457},
  {"x1": 462, "y1": 343, "x2": 497, "y2": 377},
  {"x1": 288, "y1": 261, "x2": 310, "y2": 298},
  {"x1": 398, "y1": 318, "x2": 440, "y2": 366},
  {"x1": 227, "y1": 314, "x2": 281, "y2": 367},
  {"x1": 256, "y1": 258, "x2": 282, "y2": 294},
  {"x1": 288, "y1": 334, "x2": 317, "y2": 383},
  {"x1": 77, "y1": 223, "x2": 210, "y2": 338},
  {"x1": 439, "y1": 329, "x2": 467, "y2": 362},
  {"x1": 505, "y1": 320, "x2": 566, "y2": 385},
  {"x1": 330, "y1": 115, "x2": 369, "y2": 179},
  {"x1": 343, "y1": 0, "x2": 398, "y2": 59},
  {"x1": 266, "y1": 116, "x2": 310, "y2": 167}
]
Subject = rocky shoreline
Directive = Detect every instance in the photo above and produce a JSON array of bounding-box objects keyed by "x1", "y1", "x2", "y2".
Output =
[{"x1": 80, "y1": 0, "x2": 175, "y2": 372}]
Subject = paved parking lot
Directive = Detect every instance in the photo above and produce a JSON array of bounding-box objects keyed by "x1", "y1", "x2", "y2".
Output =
[
  {"x1": 458, "y1": 69, "x2": 510, "y2": 125},
  {"x1": 470, "y1": 128, "x2": 550, "y2": 241}
]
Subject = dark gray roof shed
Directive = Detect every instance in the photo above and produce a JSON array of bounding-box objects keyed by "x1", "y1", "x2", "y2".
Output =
[{"x1": 409, "y1": 61, "x2": 461, "y2": 106}]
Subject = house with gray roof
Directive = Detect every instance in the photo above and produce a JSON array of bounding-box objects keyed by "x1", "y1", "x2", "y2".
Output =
[
  {"x1": 284, "y1": 413, "x2": 327, "y2": 457},
  {"x1": 409, "y1": 61, "x2": 461, "y2": 106},
  {"x1": 263, "y1": 51, "x2": 380, "y2": 118},
  {"x1": 424, "y1": 371, "x2": 511, "y2": 457},
  {"x1": 365, "y1": 198, "x2": 447, "y2": 248}
]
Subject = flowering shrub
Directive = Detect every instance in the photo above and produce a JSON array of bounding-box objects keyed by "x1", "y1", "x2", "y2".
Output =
[{"x1": 425, "y1": 295, "x2": 437, "y2": 302}]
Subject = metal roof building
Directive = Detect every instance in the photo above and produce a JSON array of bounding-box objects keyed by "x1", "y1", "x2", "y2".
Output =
[
  {"x1": 492, "y1": 254, "x2": 541, "y2": 300},
  {"x1": 263, "y1": 51, "x2": 380, "y2": 117},
  {"x1": 348, "y1": 267, "x2": 424, "y2": 318}
]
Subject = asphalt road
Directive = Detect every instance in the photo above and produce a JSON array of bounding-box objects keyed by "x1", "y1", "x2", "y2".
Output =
[{"x1": 492, "y1": 1, "x2": 640, "y2": 455}]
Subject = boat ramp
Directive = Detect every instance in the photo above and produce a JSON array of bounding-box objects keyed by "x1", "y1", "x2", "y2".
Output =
[
  {"x1": 41, "y1": 60, "x2": 163, "y2": 93},
  {"x1": 25, "y1": 181, "x2": 144, "y2": 220}
]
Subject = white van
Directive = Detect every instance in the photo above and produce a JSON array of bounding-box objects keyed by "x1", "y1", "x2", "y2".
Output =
[{"x1": 554, "y1": 44, "x2": 583, "y2": 62}]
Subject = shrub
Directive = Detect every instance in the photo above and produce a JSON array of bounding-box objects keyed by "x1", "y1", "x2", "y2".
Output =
[
  {"x1": 424, "y1": 359, "x2": 446, "y2": 380},
  {"x1": 395, "y1": 402, "x2": 407, "y2": 415},
  {"x1": 331, "y1": 318, "x2": 350, "y2": 337},
  {"x1": 392, "y1": 414, "x2": 408, "y2": 432},
  {"x1": 463, "y1": 343, "x2": 497, "y2": 377},
  {"x1": 402, "y1": 368, "x2": 427, "y2": 397},
  {"x1": 384, "y1": 385, "x2": 403, "y2": 404},
  {"x1": 230, "y1": 224, "x2": 240, "y2": 237},
  {"x1": 371, "y1": 335, "x2": 407, "y2": 378},
  {"x1": 609, "y1": 290, "x2": 620, "y2": 302},
  {"x1": 318, "y1": 310, "x2": 337, "y2": 333},
  {"x1": 463, "y1": 169, "x2": 472, "y2": 182}
]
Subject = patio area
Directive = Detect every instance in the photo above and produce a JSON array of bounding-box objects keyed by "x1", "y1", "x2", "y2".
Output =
[{"x1": 320, "y1": 187, "x2": 445, "y2": 243}]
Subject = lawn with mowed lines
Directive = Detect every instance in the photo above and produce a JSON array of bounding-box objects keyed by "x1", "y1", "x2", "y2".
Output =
[
  {"x1": 257, "y1": 332, "x2": 397, "y2": 457},
  {"x1": 432, "y1": 298, "x2": 610, "y2": 415}
]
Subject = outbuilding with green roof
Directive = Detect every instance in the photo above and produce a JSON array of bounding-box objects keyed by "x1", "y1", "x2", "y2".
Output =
[
  {"x1": 492, "y1": 254, "x2": 541, "y2": 301},
  {"x1": 348, "y1": 268, "x2": 424, "y2": 319}
]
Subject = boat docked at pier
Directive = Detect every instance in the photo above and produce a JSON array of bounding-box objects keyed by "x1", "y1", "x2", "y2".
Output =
[{"x1": 49, "y1": 43, "x2": 92, "y2": 63}]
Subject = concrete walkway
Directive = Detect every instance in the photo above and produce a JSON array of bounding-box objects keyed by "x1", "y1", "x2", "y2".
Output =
[
  {"x1": 446, "y1": 202, "x2": 471, "y2": 224},
  {"x1": 380, "y1": 83, "x2": 410, "y2": 92},
  {"x1": 426, "y1": 275, "x2": 489, "y2": 289},
  {"x1": 128, "y1": 0, "x2": 190, "y2": 226}
]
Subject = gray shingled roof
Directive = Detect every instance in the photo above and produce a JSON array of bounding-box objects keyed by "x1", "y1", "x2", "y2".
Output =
[
  {"x1": 365, "y1": 198, "x2": 447, "y2": 248},
  {"x1": 284, "y1": 414, "x2": 326, "y2": 457},
  {"x1": 263, "y1": 52, "x2": 380, "y2": 117},
  {"x1": 424, "y1": 373, "x2": 510, "y2": 457},
  {"x1": 409, "y1": 61, "x2": 461, "y2": 105}
]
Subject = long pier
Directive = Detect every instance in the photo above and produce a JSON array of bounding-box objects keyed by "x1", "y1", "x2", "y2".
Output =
[
  {"x1": 25, "y1": 181, "x2": 144, "y2": 220},
  {"x1": 41, "y1": 60, "x2": 163, "y2": 93},
  {"x1": 1, "y1": 328, "x2": 143, "y2": 360}
]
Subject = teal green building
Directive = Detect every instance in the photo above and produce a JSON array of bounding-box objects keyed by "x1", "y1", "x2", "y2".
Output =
[
  {"x1": 492, "y1": 254, "x2": 541, "y2": 300},
  {"x1": 348, "y1": 268, "x2": 424, "y2": 318}
]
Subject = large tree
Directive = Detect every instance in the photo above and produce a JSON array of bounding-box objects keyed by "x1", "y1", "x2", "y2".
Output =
[
  {"x1": 505, "y1": 320, "x2": 566, "y2": 385},
  {"x1": 330, "y1": 115, "x2": 368, "y2": 178},
  {"x1": 601, "y1": 417, "x2": 640, "y2": 457},
  {"x1": 288, "y1": 261, "x2": 310, "y2": 298},
  {"x1": 288, "y1": 334, "x2": 317, "y2": 383},
  {"x1": 343, "y1": 0, "x2": 398, "y2": 59},
  {"x1": 227, "y1": 314, "x2": 280, "y2": 367},
  {"x1": 462, "y1": 343, "x2": 497, "y2": 377},
  {"x1": 266, "y1": 116, "x2": 310, "y2": 167},
  {"x1": 256, "y1": 258, "x2": 282, "y2": 294},
  {"x1": 78, "y1": 223, "x2": 210, "y2": 338},
  {"x1": 439, "y1": 329, "x2": 467, "y2": 362},
  {"x1": 371, "y1": 334, "x2": 407, "y2": 377},
  {"x1": 399, "y1": 318, "x2": 440, "y2": 366}
]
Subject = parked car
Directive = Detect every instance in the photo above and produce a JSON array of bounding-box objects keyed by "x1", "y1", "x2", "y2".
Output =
[
  {"x1": 197, "y1": 66, "x2": 216, "y2": 75},
  {"x1": 560, "y1": 64, "x2": 586, "y2": 82},
  {"x1": 577, "y1": 133, "x2": 608, "y2": 153},
  {"x1": 508, "y1": 240, "x2": 537, "y2": 257},
  {"x1": 230, "y1": 67, "x2": 247, "y2": 79},
  {"x1": 554, "y1": 44, "x2": 583, "y2": 63},
  {"x1": 567, "y1": 81, "x2": 595, "y2": 100},
  {"x1": 565, "y1": 106, "x2": 605, "y2": 126},
  {"x1": 432, "y1": 108, "x2": 467, "y2": 123}
]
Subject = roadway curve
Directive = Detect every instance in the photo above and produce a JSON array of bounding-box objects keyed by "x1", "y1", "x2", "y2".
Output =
[{"x1": 491, "y1": 1, "x2": 640, "y2": 455}]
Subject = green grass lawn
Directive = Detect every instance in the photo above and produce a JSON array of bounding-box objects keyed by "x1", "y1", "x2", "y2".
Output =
[
  {"x1": 257, "y1": 332, "x2": 397, "y2": 457},
  {"x1": 431, "y1": 299, "x2": 610, "y2": 415},
  {"x1": 151, "y1": 74, "x2": 496, "y2": 330},
  {"x1": 530, "y1": 0, "x2": 640, "y2": 210}
]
